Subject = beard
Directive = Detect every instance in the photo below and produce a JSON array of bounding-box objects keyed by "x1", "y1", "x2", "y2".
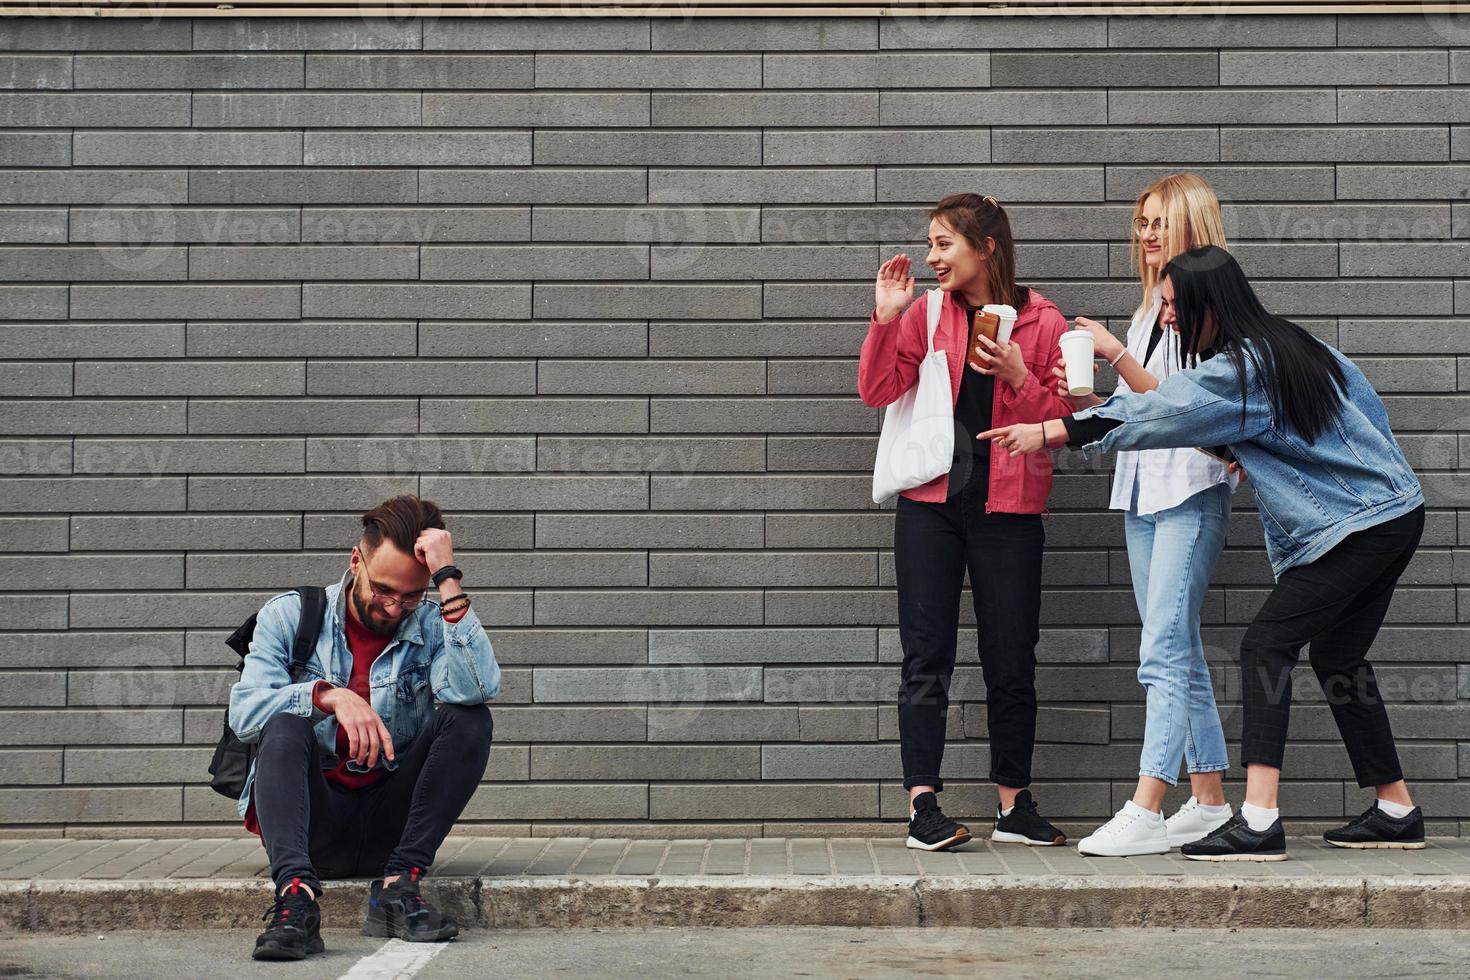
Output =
[{"x1": 351, "y1": 578, "x2": 401, "y2": 637}]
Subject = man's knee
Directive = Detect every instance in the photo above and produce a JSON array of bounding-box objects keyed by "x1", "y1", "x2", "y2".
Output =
[
  {"x1": 259, "y1": 711, "x2": 315, "y2": 747},
  {"x1": 435, "y1": 701, "x2": 492, "y2": 741}
]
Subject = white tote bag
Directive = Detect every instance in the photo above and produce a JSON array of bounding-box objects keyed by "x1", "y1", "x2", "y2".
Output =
[{"x1": 871, "y1": 288, "x2": 954, "y2": 503}]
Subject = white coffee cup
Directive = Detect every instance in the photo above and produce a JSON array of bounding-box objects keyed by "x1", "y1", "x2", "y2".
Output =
[
  {"x1": 1058, "y1": 330, "x2": 1096, "y2": 396},
  {"x1": 983, "y1": 304, "x2": 1018, "y2": 345}
]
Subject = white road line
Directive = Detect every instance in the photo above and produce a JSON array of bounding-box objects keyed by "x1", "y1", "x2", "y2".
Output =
[{"x1": 337, "y1": 939, "x2": 450, "y2": 980}]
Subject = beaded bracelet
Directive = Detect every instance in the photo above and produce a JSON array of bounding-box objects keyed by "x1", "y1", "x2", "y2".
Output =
[{"x1": 440, "y1": 595, "x2": 471, "y2": 617}]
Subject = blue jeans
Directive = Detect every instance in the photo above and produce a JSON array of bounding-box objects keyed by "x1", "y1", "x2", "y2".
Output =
[{"x1": 1123, "y1": 481, "x2": 1231, "y2": 785}]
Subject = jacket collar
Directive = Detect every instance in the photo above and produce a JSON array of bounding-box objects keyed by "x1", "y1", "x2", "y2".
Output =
[
  {"x1": 329, "y1": 567, "x2": 426, "y2": 646},
  {"x1": 945, "y1": 286, "x2": 1055, "y2": 343}
]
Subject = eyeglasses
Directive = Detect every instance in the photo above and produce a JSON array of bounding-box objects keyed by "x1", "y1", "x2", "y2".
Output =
[
  {"x1": 1133, "y1": 216, "x2": 1168, "y2": 238},
  {"x1": 357, "y1": 552, "x2": 427, "y2": 611}
]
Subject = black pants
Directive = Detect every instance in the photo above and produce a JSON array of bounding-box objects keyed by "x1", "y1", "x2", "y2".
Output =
[
  {"x1": 253, "y1": 703, "x2": 492, "y2": 894},
  {"x1": 1239, "y1": 503, "x2": 1424, "y2": 788},
  {"x1": 894, "y1": 459, "x2": 1045, "y2": 791}
]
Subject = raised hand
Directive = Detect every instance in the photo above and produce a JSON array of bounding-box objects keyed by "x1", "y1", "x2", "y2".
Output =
[
  {"x1": 874, "y1": 254, "x2": 916, "y2": 323},
  {"x1": 413, "y1": 527, "x2": 454, "y2": 576}
]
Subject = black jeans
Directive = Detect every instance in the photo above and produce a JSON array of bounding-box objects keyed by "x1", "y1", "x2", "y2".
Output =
[
  {"x1": 894, "y1": 460, "x2": 1045, "y2": 791},
  {"x1": 1239, "y1": 503, "x2": 1425, "y2": 788},
  {"x1": 253, "y1": 702, "x2": 492, "y2": 894}
]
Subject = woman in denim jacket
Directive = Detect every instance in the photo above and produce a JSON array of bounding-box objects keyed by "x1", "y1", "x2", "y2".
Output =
[
  {"x1": 984, "y1": 245, "x2": 1428, "y2": 862},
  {"x1": 1059, "y1": 174, "x2": 1241, "y2": 858}
]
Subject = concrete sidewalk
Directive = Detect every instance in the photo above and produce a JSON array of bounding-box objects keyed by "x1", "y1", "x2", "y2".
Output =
[{"x1": 4, "y1": 836, "x2": 1470, "y2": 932}]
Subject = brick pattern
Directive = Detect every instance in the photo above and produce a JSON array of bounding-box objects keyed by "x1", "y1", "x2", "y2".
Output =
[
  {"x1": 4, "y1": 835, "x2": 1470, "y2": 880},
  {"x1": 1, "y1": 14, "x2": 1468, "y2": 834}
]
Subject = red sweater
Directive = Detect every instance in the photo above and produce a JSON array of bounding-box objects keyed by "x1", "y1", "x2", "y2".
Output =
[
  {"x1": 242, "y1": 609, "x2": 392, "y2": 835},
  {"x1": 316, "y1": 611, "x2": 393, "y2": 790}
]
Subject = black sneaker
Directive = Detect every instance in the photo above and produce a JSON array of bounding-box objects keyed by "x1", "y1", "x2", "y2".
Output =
[
  {"x1": 991, "y1": 789, "x2": 1066, "y2": 846},
  {"x1": 252, "y1": 877, "x2": 324, "y2": 961},
  {"x1": 363, "y1": 867, "x2": 459, "y2": 942},
  {"x1": 1324, "y1": 804, "x2": 1426, "y2": 849},
  {"x1": 1180, "y1": 813, "x2": 1288, "y2": 862},
  {"x1": 905, "y1": 791, "x2": 972, "y2": 851}
]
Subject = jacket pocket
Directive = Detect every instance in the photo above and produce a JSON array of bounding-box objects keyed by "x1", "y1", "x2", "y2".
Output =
[
  {"x1": 1253, "y1": 489, "x2": 1300, "y2": 552},
  {"x1": 395, "y1": 662, "x2": 429, "y2": 702}
]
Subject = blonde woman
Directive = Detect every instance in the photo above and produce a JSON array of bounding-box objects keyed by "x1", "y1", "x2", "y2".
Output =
[{"x1": 1061, "y1": 174, "x2": 1242, "y2": 856}]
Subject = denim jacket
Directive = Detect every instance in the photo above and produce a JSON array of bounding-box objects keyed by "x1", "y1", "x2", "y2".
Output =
[
  {"x1": 226, "y1": 568, "x2": 502, "y2": 818},
  {"x1": 1071, "y1": 341, "x2": 1424, "y2": 579}
]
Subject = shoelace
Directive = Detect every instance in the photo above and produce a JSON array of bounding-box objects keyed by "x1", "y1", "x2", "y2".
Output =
[
  {"x1": 263, "y1": 880, "x2": 311, "y2": 929},
  {"x1": 387, "y1": 868, "x2": 433, "y2": 916},
  {"x1": 1351, "y1": 804, "x2": 1380, "y2": 825},
  {"x1": 1099, "y1": 810, "x2": 1140, "y2": 836},
  {"x1": 910, "y1": 806, "x2": 953, "y2": 836},
  {"x1": 1002, "y1": 798, "x2": 1039, "y2": 821}
]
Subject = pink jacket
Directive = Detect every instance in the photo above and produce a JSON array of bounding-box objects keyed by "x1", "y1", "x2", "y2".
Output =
[{"x1": 858, "y1": 287, "x2": 1074, "y2": 513}]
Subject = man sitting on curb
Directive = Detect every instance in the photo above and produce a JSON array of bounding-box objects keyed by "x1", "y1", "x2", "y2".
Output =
[{"x1": 228, "y1": 494, "x2": 500, "y2": 961}]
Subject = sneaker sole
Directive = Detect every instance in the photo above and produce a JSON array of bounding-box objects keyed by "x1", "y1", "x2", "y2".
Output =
[
  {"x1": 1182, "y1": 851, "x2": 1288, "y2": 862},
  {"x1": 362, "y1": 921, "x2": 460, "y2": 942},
  {"x1": 905, "y1": 829, "x2": 972, "y2": 852},
  {"x1": 1324, "y1": 839, "x2": 1426, "y2": 849},
  {"x1": 991, "y1": 830, "x2": 1066, "y2": 847},
  {"x1": 252, "y1": 936, "x2": 324, "y2": 960},
  {"x1": 1077, "y1": 842, "x2": 1169, "y2": 858}
]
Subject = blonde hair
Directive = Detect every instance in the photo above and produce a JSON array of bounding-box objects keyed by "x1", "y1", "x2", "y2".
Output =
[{"x1": 1130, "y1": 172, "x2": 1228, "y2": 310}]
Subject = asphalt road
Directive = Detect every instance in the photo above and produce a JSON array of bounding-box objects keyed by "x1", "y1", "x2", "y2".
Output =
[{"x1": 3, "y1": 926, "x2": 1470, "y2": 979}]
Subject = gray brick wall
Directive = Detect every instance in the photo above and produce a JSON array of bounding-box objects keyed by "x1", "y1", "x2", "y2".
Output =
[{"x1": 1, "y1": 13, "x2": 1468, "y2": 835}]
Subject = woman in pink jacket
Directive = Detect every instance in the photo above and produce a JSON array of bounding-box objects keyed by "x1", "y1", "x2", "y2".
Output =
[{"x1": 858, "y1": 193, "x2": 1075, "y2": 851}]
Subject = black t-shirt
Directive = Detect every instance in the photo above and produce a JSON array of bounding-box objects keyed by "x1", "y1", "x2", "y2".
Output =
[
  {"x1": 947, "y1": 297, "x2": 996, "y2": 499},
  {"x1": 953, "y1": 297, "x2": 995, "y2": 458},
  {"x1": 1144, "y1": 323, "x2": 1164, "y2": 366}
]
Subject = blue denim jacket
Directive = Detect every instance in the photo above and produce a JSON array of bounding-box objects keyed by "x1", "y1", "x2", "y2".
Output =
[
  {"x1": 1071, "y1": 341, "x2": 1424, "y2": 579},
  {"x1": 226, "y1": 568, "x2": 502, "y2": 818}
]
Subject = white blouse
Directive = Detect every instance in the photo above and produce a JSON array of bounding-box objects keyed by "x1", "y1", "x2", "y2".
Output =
[{"x1": 1107, "y1": 284, "x2": 1240, "y2": 516}]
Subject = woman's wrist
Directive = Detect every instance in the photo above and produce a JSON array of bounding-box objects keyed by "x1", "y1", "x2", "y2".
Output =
[
  {"x1": 1107, "y1": 348, "x2": 1128, "y2": 368},
  {"x1": 1042, "y1": 419, "x2": 1067, "y2": 448}
]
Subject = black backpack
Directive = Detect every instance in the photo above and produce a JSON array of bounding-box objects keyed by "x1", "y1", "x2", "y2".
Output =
[{"x1": 207, "y1": 586, "x2": 329, "y2": 799}]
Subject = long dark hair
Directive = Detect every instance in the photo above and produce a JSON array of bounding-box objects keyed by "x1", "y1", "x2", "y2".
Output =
[
  {"x1": 1164, "y1": 246, "x2": 1346, "y2": 442},
  {"x1": 929, "y1": 193, "x2": 1029, "y2": 311}
]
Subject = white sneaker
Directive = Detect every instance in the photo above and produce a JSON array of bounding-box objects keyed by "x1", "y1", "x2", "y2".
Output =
[
  {"x1": 1076, "y1": 802, "x2": 1169, "y2": 857},
  {"x1": 1166, "y1": 796, "x2": 1234, "y2": 847}
]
